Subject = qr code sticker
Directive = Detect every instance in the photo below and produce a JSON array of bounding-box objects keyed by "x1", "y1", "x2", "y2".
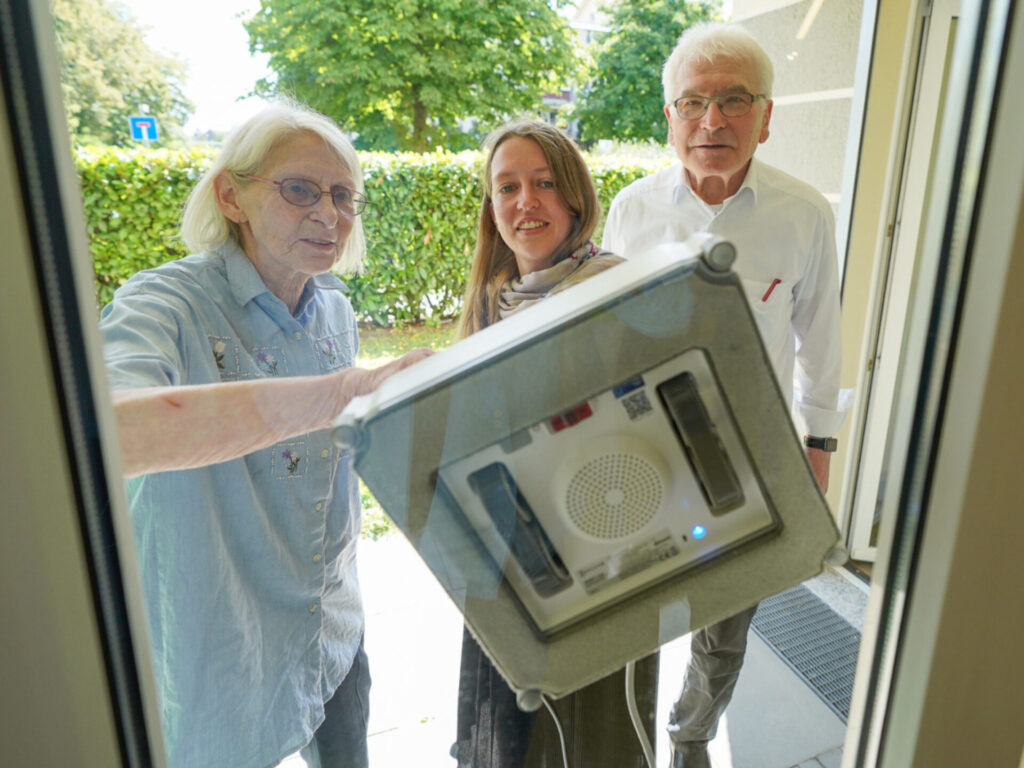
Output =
[{"x1": 620, "y1": 389, "x2": 653, "y2": 420}]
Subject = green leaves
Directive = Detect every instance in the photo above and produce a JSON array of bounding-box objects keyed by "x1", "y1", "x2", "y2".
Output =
[
  {"x1": 76, "y1": 145, "x2": 214, "y2": 307},
  {"x1": 573, "y1": 0, "x2": 720, "y2": 143},
  {"x1": 52, "y1": 0, "x2": 193, "y2": 147},
  {"x1": 345, "y1": 150, "x2": 481, "y2": 324},
  {"x1": 244, "y1": 0, "x2": 580, "y2": 151},
  {"x1": 77, "y1": 145, "x2": 671, "y2": 323}
]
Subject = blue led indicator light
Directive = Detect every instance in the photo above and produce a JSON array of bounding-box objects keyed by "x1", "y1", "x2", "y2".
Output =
[{"x1": 692, "y1": 525, "x2": 707, "y2": 539}]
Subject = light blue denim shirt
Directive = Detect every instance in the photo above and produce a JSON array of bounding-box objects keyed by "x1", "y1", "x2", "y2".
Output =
[{"x1": 100, "y1": 242, "x2": 363, "y2": 768}]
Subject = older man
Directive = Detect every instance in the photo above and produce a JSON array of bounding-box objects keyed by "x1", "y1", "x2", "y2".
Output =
[{"x1": 602, "y1": 22, "x2": 845, "y2": 768}]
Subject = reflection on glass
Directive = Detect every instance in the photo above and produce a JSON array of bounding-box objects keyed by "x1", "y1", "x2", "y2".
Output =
[{"x1": 44, "y1": 4, "x2": 873, "y2": 767}]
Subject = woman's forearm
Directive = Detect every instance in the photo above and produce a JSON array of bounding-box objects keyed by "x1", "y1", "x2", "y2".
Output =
[{"x1": 113, "y1": 349, "x2": 431, "y2": 477}]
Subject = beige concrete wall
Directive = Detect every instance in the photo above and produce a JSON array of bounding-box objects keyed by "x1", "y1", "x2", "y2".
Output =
[
  {"x1": 729, "y1": 0, "x2": 867, "y2": 517},
  {"x1": 734, "y1": 0, "x2": 863, "y2": 203}
]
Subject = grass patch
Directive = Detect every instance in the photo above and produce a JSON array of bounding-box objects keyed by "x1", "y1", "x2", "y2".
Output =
[
  {"x1": 360, "y1": 481, "x2": 395, "y2": 541},
  {"x1": 356, "y1": 320, "x2": 459, "y2": 367},
  {"x1": 356, "y1": 322, "x2": 456, "y2": 538}
]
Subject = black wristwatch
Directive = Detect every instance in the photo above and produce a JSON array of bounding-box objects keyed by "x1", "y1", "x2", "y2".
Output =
[{"x1": 803, "y1": 435, "x2": 838, "y2": 452}]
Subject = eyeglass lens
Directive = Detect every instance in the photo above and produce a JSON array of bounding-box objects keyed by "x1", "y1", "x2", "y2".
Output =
[
  {"x1": 279, "y1": 178, "x2": 366, "y2": 215},
  {"x1": 675, "y1": 93, "x2": 756, "y2": 119}
]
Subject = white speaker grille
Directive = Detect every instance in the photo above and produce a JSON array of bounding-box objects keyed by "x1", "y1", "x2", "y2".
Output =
[{"x1": 564, "y1": 452, "x2": 663, "y2": 539}]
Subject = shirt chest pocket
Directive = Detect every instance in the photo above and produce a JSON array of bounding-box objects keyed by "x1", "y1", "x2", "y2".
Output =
[
  {"x1": 316, "y1": 332, "x2": 354, "y2": 372},
  {"x1": 209, "y1": 335, "x2": 247, "y2": 381},
  {"x1": 209, "y1": 336, "x2": 295, "y2": 381},
  {"x1": 740, "y1": 278, "x2": 794, "y2": 342}
]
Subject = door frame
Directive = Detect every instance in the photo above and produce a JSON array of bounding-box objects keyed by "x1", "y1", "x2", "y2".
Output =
[{"x1": 839, "y1": 0, "x2": 961, "y2": 562}]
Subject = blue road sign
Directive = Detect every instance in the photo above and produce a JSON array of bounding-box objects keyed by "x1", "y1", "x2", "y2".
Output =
[{"x1": 129, "y1": 116, "x2": 159, "y2": 142}]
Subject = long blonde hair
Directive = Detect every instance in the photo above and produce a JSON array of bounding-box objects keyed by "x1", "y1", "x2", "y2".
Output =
[{"x1": 456, "y1": 119, "x2": 600, "y2": 337}]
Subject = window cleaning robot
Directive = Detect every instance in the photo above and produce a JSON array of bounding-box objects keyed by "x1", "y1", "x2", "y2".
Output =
[{"x1": 333, "y1": 234, "x2": 843, "y2": 711}]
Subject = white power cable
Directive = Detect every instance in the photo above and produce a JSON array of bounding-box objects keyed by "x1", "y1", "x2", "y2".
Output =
[
  {"x1": 536, "y1": 662, "x2": 655, "y2": 768},
  {"x1": 541, "y1": 694, "x2": 570, "y2": 768},
  {"x1": 625, "y1": 660, "x2": 657, "y2": 768}
]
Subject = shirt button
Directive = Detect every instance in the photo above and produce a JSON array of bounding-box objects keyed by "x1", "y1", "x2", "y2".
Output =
[
  {"x1": 321, "y1": 449, "x2": 330, "y2": 459},
  {"x1": 315, "y1": 502, "x2": 323, "y2": 511},
  {"x1": 294, "y1": 331, "x2": 303, "y2": 340},
  {"x1": 309, "y1": 602, "x2": 319, "y2": 614},
  {"x1": 313, "y1": 553, "x2": 322, "y2": 563}
]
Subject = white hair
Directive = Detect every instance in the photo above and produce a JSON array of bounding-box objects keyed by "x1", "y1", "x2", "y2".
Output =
[
  {"x1": 180, "y1": 98, "x2": 366, "y2": 274},
  {"x1": 662, "y1": 22, "x2": 774, "y2": 105}
]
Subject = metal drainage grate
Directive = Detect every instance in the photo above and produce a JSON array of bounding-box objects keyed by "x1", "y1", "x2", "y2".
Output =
[{"x1": 751, "y1": 584, "x2": 861, "y2": 722}]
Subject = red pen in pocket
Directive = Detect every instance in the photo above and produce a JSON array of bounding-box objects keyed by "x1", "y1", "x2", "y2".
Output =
[{"x1": 762, "y1": 278, "x2": 781, "y2": 302}]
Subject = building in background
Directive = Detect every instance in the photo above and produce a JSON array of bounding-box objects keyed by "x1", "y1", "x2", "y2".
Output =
[{"x1": 541, "y1": 0, "x2": 614, "y2": 133}]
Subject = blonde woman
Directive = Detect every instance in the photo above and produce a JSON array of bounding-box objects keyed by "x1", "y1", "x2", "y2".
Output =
[{"x1": 452, "y1": 119, "x2": 658, "y2": 768}]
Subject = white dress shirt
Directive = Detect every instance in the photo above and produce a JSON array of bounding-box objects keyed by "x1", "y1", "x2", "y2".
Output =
[{"x1": 602, "y1": 158, "x2": 844, "y2": 437}]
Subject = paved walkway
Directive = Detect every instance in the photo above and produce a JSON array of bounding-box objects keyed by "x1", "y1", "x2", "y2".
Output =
[{"x1": 282, "y1": 532, "x2": 867, "y2": 767}]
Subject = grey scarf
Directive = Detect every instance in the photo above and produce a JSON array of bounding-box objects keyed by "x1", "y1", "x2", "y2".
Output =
[{"x1": 498, "y1": 242, "x2": 618, "y2": 319}]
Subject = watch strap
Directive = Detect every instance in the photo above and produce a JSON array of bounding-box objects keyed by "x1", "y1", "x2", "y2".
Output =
[{"x1": 803, "y1": 435, "x2": 838, "y2": 452}]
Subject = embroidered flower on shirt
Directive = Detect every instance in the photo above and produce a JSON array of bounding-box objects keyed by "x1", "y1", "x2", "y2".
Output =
[
  {"x1": 212, "y1": 340, "x2": 226, "y2": 370},
  {"x1": 282, "y1": 449, "x2": 301, "y2": 474},
  {"x1": 321, "y1": 338, "x2": 337, "y2": 365},
  {"x1": 255, "y1": 350, "x2": 278, "y2": 376}
]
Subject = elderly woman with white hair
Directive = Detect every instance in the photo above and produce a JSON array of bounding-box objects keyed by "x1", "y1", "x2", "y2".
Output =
[{"x1": 99, "y1": 101, "x2": 430, "y2": 768}]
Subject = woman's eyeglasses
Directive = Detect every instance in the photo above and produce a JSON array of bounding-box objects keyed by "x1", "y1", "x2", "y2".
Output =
[{"x1": 241, "y1": 174, "x2": 370, "y2": 217}]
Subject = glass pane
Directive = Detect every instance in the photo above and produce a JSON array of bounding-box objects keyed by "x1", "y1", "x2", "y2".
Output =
[{"x1": 18, "y1": 0, "x2": 939, "y2": 766}]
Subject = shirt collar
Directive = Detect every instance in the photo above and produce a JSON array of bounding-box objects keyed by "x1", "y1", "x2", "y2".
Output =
[
  {"x1": 672, "y1": 157, "x2": 761, "y2": 207},
  {"x1": 220, "y1": 240, "x2": 348, "y2": 310},
  {"x1": 294, "y1": 271, "x2": 347, "y2": 318}
]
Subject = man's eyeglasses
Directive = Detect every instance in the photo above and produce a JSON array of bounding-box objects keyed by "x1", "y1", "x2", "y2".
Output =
[
  {"x1": 241, "y1": 174, "x2": 370, "y2": 217},
  {"x1": 672, "y1": 92, "x2": 766, "y2": 120}
]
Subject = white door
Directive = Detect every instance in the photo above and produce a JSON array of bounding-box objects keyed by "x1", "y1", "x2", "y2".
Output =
[{"x1": 845, "y1": 0, "x2": 961, "y2": 562}]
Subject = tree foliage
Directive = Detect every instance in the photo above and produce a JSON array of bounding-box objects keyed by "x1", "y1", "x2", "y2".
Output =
[
  {"x1": 573, "y1": 0, "x2": 719, "y2": 143},
  {"x1": 244, "y1": 0, "x2": 580, "y2": 152},
  {"x1": 52, "y1": 0, "x2": 193, "y2": 146}
]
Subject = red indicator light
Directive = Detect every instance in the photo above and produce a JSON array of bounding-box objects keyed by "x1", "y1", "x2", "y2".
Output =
[
  {"x1": 549, "y1": 402, "x2": 592, "y2": 432},
  {"x1": 572, "y1": 402, "x2": 593, "y2": 421}
]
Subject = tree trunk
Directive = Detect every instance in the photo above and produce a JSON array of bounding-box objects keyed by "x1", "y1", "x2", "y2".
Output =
[{"x1": 411, "y1": 96, "x2": 428, "y2": 152}]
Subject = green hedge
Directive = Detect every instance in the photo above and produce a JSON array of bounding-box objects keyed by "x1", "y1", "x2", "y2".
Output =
[
  {"x1": 350, "y1": 151, "x2": 483, "y2": 325},
  {"x1": 74, "y1": 145, "x2": 671, "y2": 325},
  {"x1": 75, "y1": 145, "x2": 213, "y2": 308}
]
